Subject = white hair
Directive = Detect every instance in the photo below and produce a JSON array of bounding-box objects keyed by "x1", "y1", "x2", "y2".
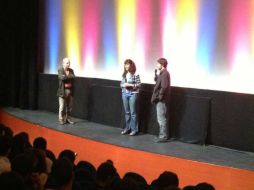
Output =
[{"x1": 62, "y1": 57, "x2": 70, "y2": 64}]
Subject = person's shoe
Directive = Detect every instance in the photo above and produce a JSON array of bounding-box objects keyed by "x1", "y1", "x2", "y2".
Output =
[
  {"x1": 66, "y1": 119, "x2": 74, "y2": 124},
  {"x1": 59, "y1": 120, "x2": 65, "y2": 125},
  {"x1": 129, "y1": 131, "x2": 137, "y2": 136},
  {"x1": 121, "y1": 130, "x2": 129, "y2": 135},
  {"x1": 154, "y1": 137, "x2": 168, "y2": 143}
]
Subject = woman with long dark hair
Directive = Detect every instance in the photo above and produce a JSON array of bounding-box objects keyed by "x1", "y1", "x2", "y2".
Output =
[{"x1": 120, "y1": 59, "x2": 141, "y2": 136}]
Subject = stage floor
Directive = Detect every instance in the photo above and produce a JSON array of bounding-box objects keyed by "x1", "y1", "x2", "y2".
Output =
[{"x1": 2, "y1": 107, "x2": 254, "y2": 172}]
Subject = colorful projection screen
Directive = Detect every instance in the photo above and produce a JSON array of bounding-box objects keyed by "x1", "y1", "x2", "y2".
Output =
[{"x1": 43, "y1": 0, "x2": 254, "y2": 94}]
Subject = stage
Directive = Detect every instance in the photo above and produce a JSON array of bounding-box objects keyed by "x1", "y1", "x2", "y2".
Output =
[{"x1": 0, "y1": 107, "x2": 254, "y2": 189}]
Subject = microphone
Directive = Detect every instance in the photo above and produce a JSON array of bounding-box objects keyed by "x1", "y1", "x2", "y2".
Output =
[{"x1": 154, "y1": 69, "x2": 158, "y2": 81}]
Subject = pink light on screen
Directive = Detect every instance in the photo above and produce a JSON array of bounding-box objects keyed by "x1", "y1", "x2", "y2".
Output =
[
  {"x1": 228, "y1": 0, "x2": 252, "y2": 69},
  {"x1": 135, "y1": 0, "x2": 152, "y2": 71},
  {"x1": 81, "y1": 0, "x2": 101, "y2": 75},
  {"x1": 251, "y1": 0, "x2": 254, "y2": 60},
  {"x1": 160, "y1": 0, "x2": 177, "y2": 58}
]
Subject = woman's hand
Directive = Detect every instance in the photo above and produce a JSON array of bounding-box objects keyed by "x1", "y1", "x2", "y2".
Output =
[{"x1": 124, "y1": 83, "x2": 133, "y2": 87}]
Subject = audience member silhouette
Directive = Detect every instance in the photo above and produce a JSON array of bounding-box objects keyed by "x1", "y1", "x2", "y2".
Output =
[
  {"x1": 0, "y1": 124, "x2": 217, "y2": 190},
  {"x1": 0, "y1": 124, "x2": 13, "y2": 138},
  {"x1": 76, "y1": 160, "x2": 96, "y2": 179},
  {"x1": 123, "y1": 172, "x2": 149, "y2": 190},
  {"x1": 9, "y1": 132, "x2": 31, "y2": 161},
  {"x1": 33, "y1": 137, "x2": 53, "y2": 173},
  {"x1": 151, "y1": 171, "x2": 179, "y2": 190},
  {"x1": 58, "y1": 149, "x2": 77, "y2": 165},
  {"x1": 45, "y1": 158, "x2": 73, "y2": 190},
  {"x1": 183, "y1": 185, "x2": 196, "y2": 190},
  {"x1": 0, "y1": 135, "x2": 12, "y2": 174},
  {"x1": 13, "y1": 148, "x2": 48, "y2": 189},
  {"x1": 0, "y1": 171, "x2": 27, "y2": 190},
  {"x1": 96, "y1": 161, "x2": 120, "y2": 190},
  {"x1": 196, "y1": 182, "x2": 215, "y2": 190}
]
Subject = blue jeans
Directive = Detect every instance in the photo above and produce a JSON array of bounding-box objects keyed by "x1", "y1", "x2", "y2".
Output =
[
  {"x1": 122, "y1": 93, "x2": 138, "y2": 133},
  {"x1": 156, "y1": 101, "x2": 168, "y2": 139}
]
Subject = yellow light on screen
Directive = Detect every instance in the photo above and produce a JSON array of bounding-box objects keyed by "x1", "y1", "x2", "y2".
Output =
[
  {"x1": 175, "y1": 0, "x2": 199, "y2": 65},
  {"x1": 63, "y1": 0, "x2": 81, "y2": 73},
  {"x1": 116, "y1": 0, "x2": 136, "y2": 64}
]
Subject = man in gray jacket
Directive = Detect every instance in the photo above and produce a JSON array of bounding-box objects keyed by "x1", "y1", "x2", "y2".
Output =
[
  {"x1": 151, "y1": 58, "x2": 171, "y2": 142},
  {"x1": 57, "y1": 58, "x2": 75, "y2": 125}
]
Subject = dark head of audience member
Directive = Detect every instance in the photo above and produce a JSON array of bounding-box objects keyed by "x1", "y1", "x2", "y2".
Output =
[
  {"x1": 25, "y1": 148, "x2": 47, "y2": 174},
  {"x1": 33, "y1": 137, "x2": 47, "y2": 150},
  {"x1": 73, "y1": 168, "x2": 97, "y2": 190},
  {"x1": 45, "y1": 158, "x2": 73, "y2": 190},
  {"x1": 9, "y1": 132, "x2": 32, "y2": 161},
  {"x1": 196, "y1": 182, "x2": 215, "y2": 190},
  {"x1": 76, "y1": 160, "x2": 96, "y2": 179},
  {"x1": 11, "y1": 151, "x2": 46, "y2": 190},
  {"x1": 46, "y1": 149, "x2": 56, "y2": 162},
  {"x1": 33, "y1": 136, "x2": 56, "y2": 163},
  {"x1": 18, "y1": 132, "x2": 32, "y2": 148},
  {"x1": 183, "y1": 185, "x2": 196, "y2": 190},
  {"x1": 0, "y1": 135, "x2": 12, "y2": 174},
  {"x1": 96, "y1": 161, "x2": 120, "y2": 189},
  {"x1": 123, "y1": 172, "x2": 148, "y2": 189},
  {"x1": 105, "y1": 159, "x2": 113, "y2": 165},
  {"x1": 0, "y1": 124, "x2": 6, "y2": 136},
  {"x1": 11, "y1": 153, "x2": 34, "y2": 177},
  {"x1": 113, "y1": 177, "x2": 140, "y2": 190},
  {"x1": 164, "y1": 187, "x2": 181, "y2": 190},
  {"x1": 0, "y1": 171, "x2": 27, "y2": 190},
  {"x1": 0, "y1": 135, "x2": 12, "y2": 157},
  {"x1": 151, "y1": 171, "x2": 179, "y2": 190},
  {"x1": 58, "y1": 149, "x2": 77, "y2": 165},
  {"x1": 0, "y1": 124, "x2": 13, "y2": 138},
  {"x1": 73, "y1": 160, "x2": 97, "y2": 189}
]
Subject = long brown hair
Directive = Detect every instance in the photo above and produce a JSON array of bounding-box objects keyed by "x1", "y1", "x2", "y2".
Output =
[{"x1": 122, "y1": 59, "x2": 136, "y2": 78}]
